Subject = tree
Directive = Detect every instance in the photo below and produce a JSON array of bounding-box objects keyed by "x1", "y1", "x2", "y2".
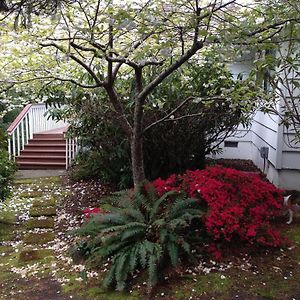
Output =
[
  {"x1": 0, "y1": 0, "x2": 299, "y2": 186},
  {"x1": 255, "y1": 20, "x2": 300, "y2": 145}
]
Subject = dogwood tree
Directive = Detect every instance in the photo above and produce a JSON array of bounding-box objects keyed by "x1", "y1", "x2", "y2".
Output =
[{"x1": 0, "y1": 0, "x2": 299, "y2": 186}]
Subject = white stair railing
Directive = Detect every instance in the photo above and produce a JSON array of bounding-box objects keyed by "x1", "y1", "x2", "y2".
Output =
[
  {"x1": 65, "y1": 137, "x2": 80, "y2": 169},
  {"x1": 7, "y1": 103, "x2": 68, "y2": 160}
]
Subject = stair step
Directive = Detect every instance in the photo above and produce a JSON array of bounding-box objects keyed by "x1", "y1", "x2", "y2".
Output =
[
  {"x1": 24, "y1": 144, "x2": 66, "y2": 151},
  {"x1": 33, "y1": 133, "x2": 64, "y2": 139},
  {"x1": 18, "y1": 161, "x2": 66, "y2": 170},
  {"x1": 20, "y1": 149, "x2": 66, "y2": 157},
  {"x1": 17, "y1": 156, "x2": 65, "y2": 162},
  {"x1": 29, "y1": 139, "x2": 66, "y2": 145}
]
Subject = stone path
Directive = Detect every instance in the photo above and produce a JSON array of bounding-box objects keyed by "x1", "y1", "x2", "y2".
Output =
[{"x1": 0, "y1": 176, "x2": 83, "y2": 300}]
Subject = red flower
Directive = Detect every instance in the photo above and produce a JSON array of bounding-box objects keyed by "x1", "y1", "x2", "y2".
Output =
[
  {"x1": 83, "y1": 207, "x2": 104, "y2": 219},
  {"x1": 152, "y1": 165, "x2": 286, "y2": 250}
]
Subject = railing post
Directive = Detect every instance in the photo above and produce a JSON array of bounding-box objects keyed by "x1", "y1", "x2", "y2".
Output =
[
  {"x1": 12, "y1": 132, "x2": 16, "y2": 160},
  {"x1": 25, "y1": 114, "x2": 29, "y2": 144},
  {"x1": 16, "y1": 126, "x2": 20, "y2": 156},
  {"x1": 65, "y1": 137, "x2": 68, "y2": 170},
  {"x1": 8, "y1": 137, "x2": 11, "y2": 160},
  {"x1": 29, "y1": 109, "x2": 33, "y2": 139},
  {"x1": 21, "y1": 120, "x2": 25, "y2": 151}
]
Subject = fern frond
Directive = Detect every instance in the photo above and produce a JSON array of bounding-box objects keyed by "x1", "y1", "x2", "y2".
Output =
[
  {"x1": 115, "y1": 251, "x2": 130, "y2": 291},
  {"x1": 121, "y1": 226, "x2": 145, "y2": 241},
  {"x1": 139, "y1": 241, "x2": 147, "y2": 268},
  {"x1": 121, "y1": 208, "x2": 146, "y2": 222},
  {"x1": 150, "y1": 190, "x2": 178, "y2": 221},
  {"x1": 167, "y1": 241, "x2": 179, "y2": 266},
  {"x1": 169, "y1": 198, "x2": 201, "y2": 219},
  {"x1": 128, "y1": 244, "x2": 139, "y2": 272},
  {"x1": 148, "y1": 252, "x2": 159, "y2": 288},
  {"x1": 102, "y1": 260, "x2": 117, "y2": 288},
  {"x1": 181, "y1": 240, "x2": 191, "y2": 255}
]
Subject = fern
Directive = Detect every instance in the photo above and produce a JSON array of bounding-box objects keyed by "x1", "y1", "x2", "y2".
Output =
[{"x1": 74, "y1": 185, "x2": 204, "y2": 291}]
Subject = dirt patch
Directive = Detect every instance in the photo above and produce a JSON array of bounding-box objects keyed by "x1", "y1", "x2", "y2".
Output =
[{"x1": 207, "y1": 158, "x2": 260, "y2": 172}]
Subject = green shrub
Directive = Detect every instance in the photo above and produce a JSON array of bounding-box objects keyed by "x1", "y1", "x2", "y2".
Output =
[
  {"x1": 0, "y1": 151, "x2": 15, "y2": 201},
  {"x1": 0, "y1": 130, "x2": 15, "y2": 201},
  {"x1": 75, "y1": 186, "x2": 204, "y2": 291}
]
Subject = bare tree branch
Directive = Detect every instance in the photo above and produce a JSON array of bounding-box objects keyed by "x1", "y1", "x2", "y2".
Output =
[{"x1": 40, "y1": 42, "x2": 105, "y2": 87}]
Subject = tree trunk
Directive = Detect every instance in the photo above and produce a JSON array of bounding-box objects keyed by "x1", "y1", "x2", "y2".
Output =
[
  {"x1": 131, "y1": 133, "x2": 145, "y2": 187},
  {"x1": 131, "y1": 69, "x2": 146, "y2": 187}
]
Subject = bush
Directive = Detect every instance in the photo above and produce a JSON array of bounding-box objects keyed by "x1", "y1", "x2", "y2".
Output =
[
  {"x1": 0, "y1": 151, "x2": 15, "y2": 201},
  {"x1": 75, "y1": 186, "x2": 204, "y2": 291},
  {"x1": 153, "y1": 166, "x2": 285, "y2": 248},
  {"x1": 0, "y1": 130, "x2": 15, "y2": 201}
]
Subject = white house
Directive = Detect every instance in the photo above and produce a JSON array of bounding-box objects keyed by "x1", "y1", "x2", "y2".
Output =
[{"x1": 214, "y1": 48, "x2": 300, "y2": 190}]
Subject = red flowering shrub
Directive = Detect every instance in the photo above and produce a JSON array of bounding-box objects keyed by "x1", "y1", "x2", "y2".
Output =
[
  {"x1": 153, "y1": 165, "x2": 285, "y2": 248},
  {"x1": 83, "y1": 207, "x2": 105, "y2": 219}
]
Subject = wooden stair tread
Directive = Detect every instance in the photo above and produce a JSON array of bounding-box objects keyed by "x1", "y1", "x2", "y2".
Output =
[
  {"x1": 18, "y1": 161, "x2": 66, "y2": 165},
  {"x1": 21, "y1": 149, "x2": 66, "y2": 152},
  {"x1": 17, "y1": 155, "x2": 65, "y2": 159}
]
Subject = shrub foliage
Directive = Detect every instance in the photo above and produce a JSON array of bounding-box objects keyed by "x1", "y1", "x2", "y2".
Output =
[
  {"x1": 153, "y1": 166, "x2": 285, "y2": 248},
  {"x1": 0, "y1": 130, "x2": 15, "y2": 200}
]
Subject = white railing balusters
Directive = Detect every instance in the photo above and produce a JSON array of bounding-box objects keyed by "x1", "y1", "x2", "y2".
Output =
[
  {"x1": 16, "y1": 126, "x2": 20, "y2": 156},
  {"x1": 12, "y1": 132, "x2": 16, "y2": 159},
  {"x1": 7, "y1": 103, "x2": 69, "y2": 163},
  {"x1": 65, "y1": 136, "x2": 80, "y2": 169},
  {"x1": 21, "y1": 121, "x2": 25, "y2": 149},
  {"x1": 8, "y1": 138, "x2": 11, "y2": 160},
  {"x1": 25, "y1": 114, "x2": 29, "y2": 144}
]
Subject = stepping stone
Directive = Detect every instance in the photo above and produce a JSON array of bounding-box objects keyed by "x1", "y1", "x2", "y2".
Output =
[
  {"x1": 26, "y1": 217, "x2": 55, "y2": 229},
  {"x1": 24, "y1": 232, "x2": 55, "y2": 245},
  {"x1": 32, "y1": 197, "x2": 56, "y2": 208},
  {"x1": 19, "y1": 248, "x2": 53, "y2": 262},
  {"x1": 29, "y1": 206, "x2": 56, "y2": 217},
  {"x1": 19, "y1": 190, "x2": 44, "y2": 198}
]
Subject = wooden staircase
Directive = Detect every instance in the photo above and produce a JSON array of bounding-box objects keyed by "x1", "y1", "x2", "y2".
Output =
[{"x1": 16, "y1": 133, "x2": 66, "y2": 169}]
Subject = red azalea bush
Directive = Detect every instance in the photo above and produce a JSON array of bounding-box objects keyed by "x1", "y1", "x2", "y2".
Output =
[{"x1": 153, "y1": 165, "x2": 285, "y2": 248}]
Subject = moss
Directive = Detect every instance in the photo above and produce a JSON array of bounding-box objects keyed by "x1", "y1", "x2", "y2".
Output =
[
  {"x1": 29, "y1": 206, "x2": 56, "y2": 217},
  {"x1": 0, "y1": 223, "x2": 15, "y2": 241},
  {"x1": 19, "y1": 190, "x2": 44, "y2": 198},
  {"x1": 286, "y1": 227, "x2": 300, "y2": 244},
  {"x1": 0, "y1": 245, "x2": 14, "y2": 255},
  {"x1": 19, "y1": 248, "x2": 53, "y2": 262},
  {"x1": 32, "y1": 197, "x2": 57, "y2": 208},
  {"x1": 86, "y1": 287, "x2": 139, "y2": 300},
  {"x1": 0, "y1": 210, "x2": 17, "y2": 225},
  {"x1": 24, "y1": 232, "x2": 55, "y2": 244},
  {"x1": 194, "y1": 273, "x2": 232, "y2": 295},
  {"x1": 14, "y1": 176, "x2": 62, "y2": 185},
  {"x1": 249, "y1": 276, "x2": 287, "y2": 299},
  {"x1": 26, "y1": 217, "x2": 55, "y2": 229}
]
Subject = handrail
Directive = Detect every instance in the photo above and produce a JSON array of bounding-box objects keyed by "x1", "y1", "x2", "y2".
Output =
[
  {"x1": 7, "y1": 103, "x2": 69, "y2": 161},
  {"x1": 7, "y1": 104, "x2": 32, "y2": 135}
]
